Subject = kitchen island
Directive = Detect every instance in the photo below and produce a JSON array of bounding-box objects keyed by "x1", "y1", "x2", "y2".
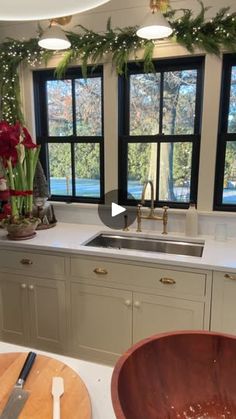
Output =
[
  {"x1": 0, "y1": 222, "x2": 235, "y2": 272},
  {"x1": 0, "y1": 222, "x2": 236, "y2": 365}
]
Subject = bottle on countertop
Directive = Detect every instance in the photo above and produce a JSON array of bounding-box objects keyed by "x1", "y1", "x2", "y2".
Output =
[{"x1": 185, "y1": 201, "x2": 198, "y2": 237}]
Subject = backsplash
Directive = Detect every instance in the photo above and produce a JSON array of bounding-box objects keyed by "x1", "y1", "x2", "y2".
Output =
[{"x1": 52, "y1": 202, "x2": 236, "y2": 239}]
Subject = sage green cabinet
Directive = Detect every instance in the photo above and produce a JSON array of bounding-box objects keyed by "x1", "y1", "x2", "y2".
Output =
[
  {"x1": 69, "y1": 283, "x2": 206, "y2": 364},
  {"x1": 132, "y1": 292, "x2": 205, "y2": 344},
  {"x1": 0, "y1": 247, "x2": 213, "y2": 366},
  {"x1": 69, "y1": 282, "x2": 132, "y2": 364},
  {"x1": 211, "y1": 271, "x2": 236, "y2": 334},
  {"x1": 68, "y1": 255, "x2": 211, "y2": 364},
  {"x1": 0, "y1": 274, "x2": 28, "y2": 345},
  {"x1": 0, "y1": 273, "x2": 66, "y2": 353}
]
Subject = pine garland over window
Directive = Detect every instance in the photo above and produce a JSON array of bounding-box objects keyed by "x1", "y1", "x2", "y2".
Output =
[{"x1": 0, "y1": 1, "x2": 235, "y2": 123}]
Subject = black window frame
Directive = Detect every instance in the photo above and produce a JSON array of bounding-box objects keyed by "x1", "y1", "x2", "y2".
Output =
[
  {"x1": 33, "y1": 66, "x2": 104, "y2": 204},
  {"x1": 214, "y1": 53, "x2": 236, "y2": 211},
  {"x1": 118, "y1": 56, "x2": 205, "y2": 208}
]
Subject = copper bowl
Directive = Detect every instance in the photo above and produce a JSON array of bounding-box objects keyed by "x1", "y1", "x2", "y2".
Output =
[{"x1": 111, "y1": 331, "x2": 236, "y2": 419}]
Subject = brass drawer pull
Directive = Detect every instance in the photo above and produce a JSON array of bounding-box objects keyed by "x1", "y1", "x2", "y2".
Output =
[
  {"x1": 93, "y1": 267, "x2": 108, "y2": 275},
  {"x1": 160, "y1": 277, "x2": 176, "y2": 285},
  {"x1": 20, "y1": 258, "x2": 33, "y2": 265},
  {"x1": 224, "y1": 273, "x2": 236, "y2": 281}
]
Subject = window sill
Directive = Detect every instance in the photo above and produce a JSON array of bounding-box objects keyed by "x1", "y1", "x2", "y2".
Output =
[
  {"x1": 49, "y1": 201, "x2": 235, "y2": 217},
  {"x1": 50, "y1": 201, "x2": 99, "y2": 210}
]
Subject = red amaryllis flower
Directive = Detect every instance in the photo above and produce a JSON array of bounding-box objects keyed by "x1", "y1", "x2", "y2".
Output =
[
  {"x1": 22, "y1": 127, "x2": 38, "y2": 149},
  {"x1": 0, "y1": 121, "x2": 20, "y2": 166}
]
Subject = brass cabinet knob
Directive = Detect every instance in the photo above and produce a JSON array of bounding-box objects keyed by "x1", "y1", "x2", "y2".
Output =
[
  {"x1": 160, "y1": 277, "x2": 176, "y2": 285},
  {"x1": 134, "y1": 301, "x2": 141, "y2": 308},
  {"x1": 20, "y1": 258, "x2": 33, "y2": 265},
  {"x1": 224, "y1": 273, "x2": 236, "y2": 281},
  {"x1": 93, "y1": 267, "x2": 108, "y2": 275},
  {"x1": 28, "y1": 284, "x2": 34, "y2": 290},
  {"x1": 21, "y1": 283, "x2": 27, "y2": 289},
  {"x1": 124, "y1": 299, "x2": 132, "y2": 307}
]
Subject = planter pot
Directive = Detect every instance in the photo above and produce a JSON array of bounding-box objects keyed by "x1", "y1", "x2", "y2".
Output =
[{"x1": 3, "y1": 218, "x2": 40, "y2": 240}]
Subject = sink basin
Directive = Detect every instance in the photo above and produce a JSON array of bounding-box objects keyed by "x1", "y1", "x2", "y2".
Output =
[
  {"x1": 84, "y1": 234, "x2": 204, "y2": 257},
  {"x1": 111, "y1": 331, "x2": 236, "y2": 419}
]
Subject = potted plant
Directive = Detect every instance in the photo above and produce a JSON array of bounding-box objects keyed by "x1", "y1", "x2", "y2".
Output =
[{"x1": 0, "y1": 121, "x2": 41, "y2": 239}]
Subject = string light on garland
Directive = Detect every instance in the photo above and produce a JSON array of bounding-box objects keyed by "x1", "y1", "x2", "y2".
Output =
[{"x1": 0, "y1": 1, "x2": 236, "y2": 124}]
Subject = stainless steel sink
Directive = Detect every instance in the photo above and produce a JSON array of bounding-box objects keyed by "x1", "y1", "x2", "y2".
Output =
[{"x1": 84, "y1": 234, "x2": 204, "y2": 257}]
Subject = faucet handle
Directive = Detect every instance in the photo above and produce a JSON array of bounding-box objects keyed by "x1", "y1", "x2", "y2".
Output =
[
  {"x1": 162, "y1": 206, "x2": 168, "y2": 235},
  {"x1": 136, "y1": 204, "x2": 142, "y2": 232}
]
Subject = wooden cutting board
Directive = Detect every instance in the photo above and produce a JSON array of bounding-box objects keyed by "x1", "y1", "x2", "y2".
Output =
[{"x1": 0, "y1": 352, "x2": 92, "y2": 419}]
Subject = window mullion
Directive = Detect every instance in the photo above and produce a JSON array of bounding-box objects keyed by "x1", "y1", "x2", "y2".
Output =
[
  {"x1": 71, "y1": 143, "x2": 76, "y2": 197},
  {"x1": 194, "y1": 64, "x2": 203, "y2": 135},
  {"x1": 156, "y1": 142, "x2": 161, "y2": 202},
  {"x1": 159, "y1": 71, "x2": 164, "y2": 135},
  {"x1": 72, "y1": 78, "x2": 77, "y2": 137},
  {"x1": 70, "y1": 79, "x2": 76, "y2": 197},
  {"x1": 157, "y1": 71, "x2": 164, "y2": 203}
]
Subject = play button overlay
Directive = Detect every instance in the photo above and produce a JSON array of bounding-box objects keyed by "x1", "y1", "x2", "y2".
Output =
[
  {"x1": 111, "y1": 202, "x2": 126, "y2": 217},
  {"x1": 98, "y1": 189, "x2": 137, "y2": 230}
]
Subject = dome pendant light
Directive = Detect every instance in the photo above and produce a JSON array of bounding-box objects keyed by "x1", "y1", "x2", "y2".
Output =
[
  {"x1": 136, "y1": 0, "x2": 173, "y2": 40},
  {"x1": 38, "y1": 17, "x2": 71, "y2": 50}
]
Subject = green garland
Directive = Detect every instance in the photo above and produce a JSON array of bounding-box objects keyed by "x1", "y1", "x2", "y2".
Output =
[{"x1": 0, "y1": 0, "x2": 235, "y2": 124}]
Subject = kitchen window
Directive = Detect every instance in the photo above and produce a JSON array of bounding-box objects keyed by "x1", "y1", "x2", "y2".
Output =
[
  {"x1": 214, "y1": 54, "x2": 236, "y2": 211},
  {"x1": 33, "y1": 67, "x2": 104, "y2": 203},
  {"x1": 118, "y1": 57, "x2": 204, "y2": 208}
]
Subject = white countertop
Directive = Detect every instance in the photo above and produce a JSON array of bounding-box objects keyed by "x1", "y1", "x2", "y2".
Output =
[
  {"x1": 0, "y1": 341, "x2": 115, "y2": 419},
  {"x1": 0, "y1": 222, "x2": 236, "y2": 272}
]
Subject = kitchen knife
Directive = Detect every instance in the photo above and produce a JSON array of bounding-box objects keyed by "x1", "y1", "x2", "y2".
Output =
[{"x1": 0, "y1": 351, "x2": 36, "y2": 419}]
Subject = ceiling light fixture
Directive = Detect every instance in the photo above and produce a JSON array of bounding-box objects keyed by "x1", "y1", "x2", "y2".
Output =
[
  {"x1": 38, "y1": 17, "x2": 71, "y2": 50},
  {"x1": 0, "y1": 0, "x2": 110, "y2": 21},
  {"x1": 136, "y1": 0, "x2": 173, "y2": 40}
]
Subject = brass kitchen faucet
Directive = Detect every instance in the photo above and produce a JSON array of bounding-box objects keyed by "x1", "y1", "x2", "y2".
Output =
[{"x1": 136, "y1": 180, "x2": 168, "y2": 234}]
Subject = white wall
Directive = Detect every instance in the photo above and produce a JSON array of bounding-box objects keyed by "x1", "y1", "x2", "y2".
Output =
[{"x1": 1, "y1": 0, "x2": 236, "y2": 236}]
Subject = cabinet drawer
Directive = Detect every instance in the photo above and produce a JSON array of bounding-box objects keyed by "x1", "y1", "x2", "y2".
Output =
[
  {"x1": 70, "y1": 257, "x2": 206, "y2": 298},
  {"x1": 0, "y1": 249, "x2": 65, "y2": 278}
]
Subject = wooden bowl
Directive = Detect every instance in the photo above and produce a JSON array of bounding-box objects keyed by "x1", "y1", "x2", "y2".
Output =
[{"x1": 111, "y1": 331, "x2": 236, "y2": 419}]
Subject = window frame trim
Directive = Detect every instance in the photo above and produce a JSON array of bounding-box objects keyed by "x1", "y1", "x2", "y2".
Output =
[
  {"x1": 33, "y1": 66, "x2": 105, "y2": 204},
  {"x1": 118, "y1": 56, "x2": 205, "y2": 208},
  {"x1": 214, "y1": 53, "x2": 236, "y2": 212}
]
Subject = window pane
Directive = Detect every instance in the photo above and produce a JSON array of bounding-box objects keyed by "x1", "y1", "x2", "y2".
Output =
[
  {"x1": 223, "y1": 141, "x2": 236, "y2": 204},
  {"x1": 48, "y1": 143, "x2": 72, "y2": 196},
  {"x1": 47, "y1": 80, "x2": 73, "y2": 136},
  {"x1": 228, "y1": 66, "x2": 236, "y2": 133},
  {"x1": 74, "y1": 143, "x2": 100, "y2": 197},
  {"x1": 75, "y1": 78, "x2": 102, "y2": 136},
  {"x1": 128, "y1": 143, "x2": 157, "y2": 199},
  {"x1": 159, "y1": 142, "x2": 192, "y2": 202},
  {"x1": 130, "y1": 74, "x2": 160, "y2": 135},
  {"x1": 163, "y1": 70, "x2": 197, "y2": 135}
]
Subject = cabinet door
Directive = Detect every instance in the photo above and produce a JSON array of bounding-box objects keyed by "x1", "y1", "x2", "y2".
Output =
[
  {"x1": 70, "y1": 283, "x2": 132, "y2": 364},
  {"x1": 133, "y1": 292, "x2": 205, "y2": 344},
  {"x1": 0, "y1": 273, "x2": 29, "y2": 345},
  {"x1": 211, "y1": 271, "x2": 236, "y2": 334},
  {"x1": 28, "y1": 278, "x2": 66, "y2": 353}
]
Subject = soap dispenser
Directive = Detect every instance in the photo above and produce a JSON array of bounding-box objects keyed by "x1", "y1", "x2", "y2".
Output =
[{"x1": 185, "y1": 201, "x2": 198, "y2": 237}]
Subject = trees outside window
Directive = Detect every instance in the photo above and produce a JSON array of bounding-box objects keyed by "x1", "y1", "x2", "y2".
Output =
[
  {"x1": 119, "y1": 57, "x2": 204, "y2": 208},
  {"x1": 33, "y1": 67, "x2": 104, "y2": 203},
  {"x1": 214, "y1": 54, "x2": 236, "y2": 211}
]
